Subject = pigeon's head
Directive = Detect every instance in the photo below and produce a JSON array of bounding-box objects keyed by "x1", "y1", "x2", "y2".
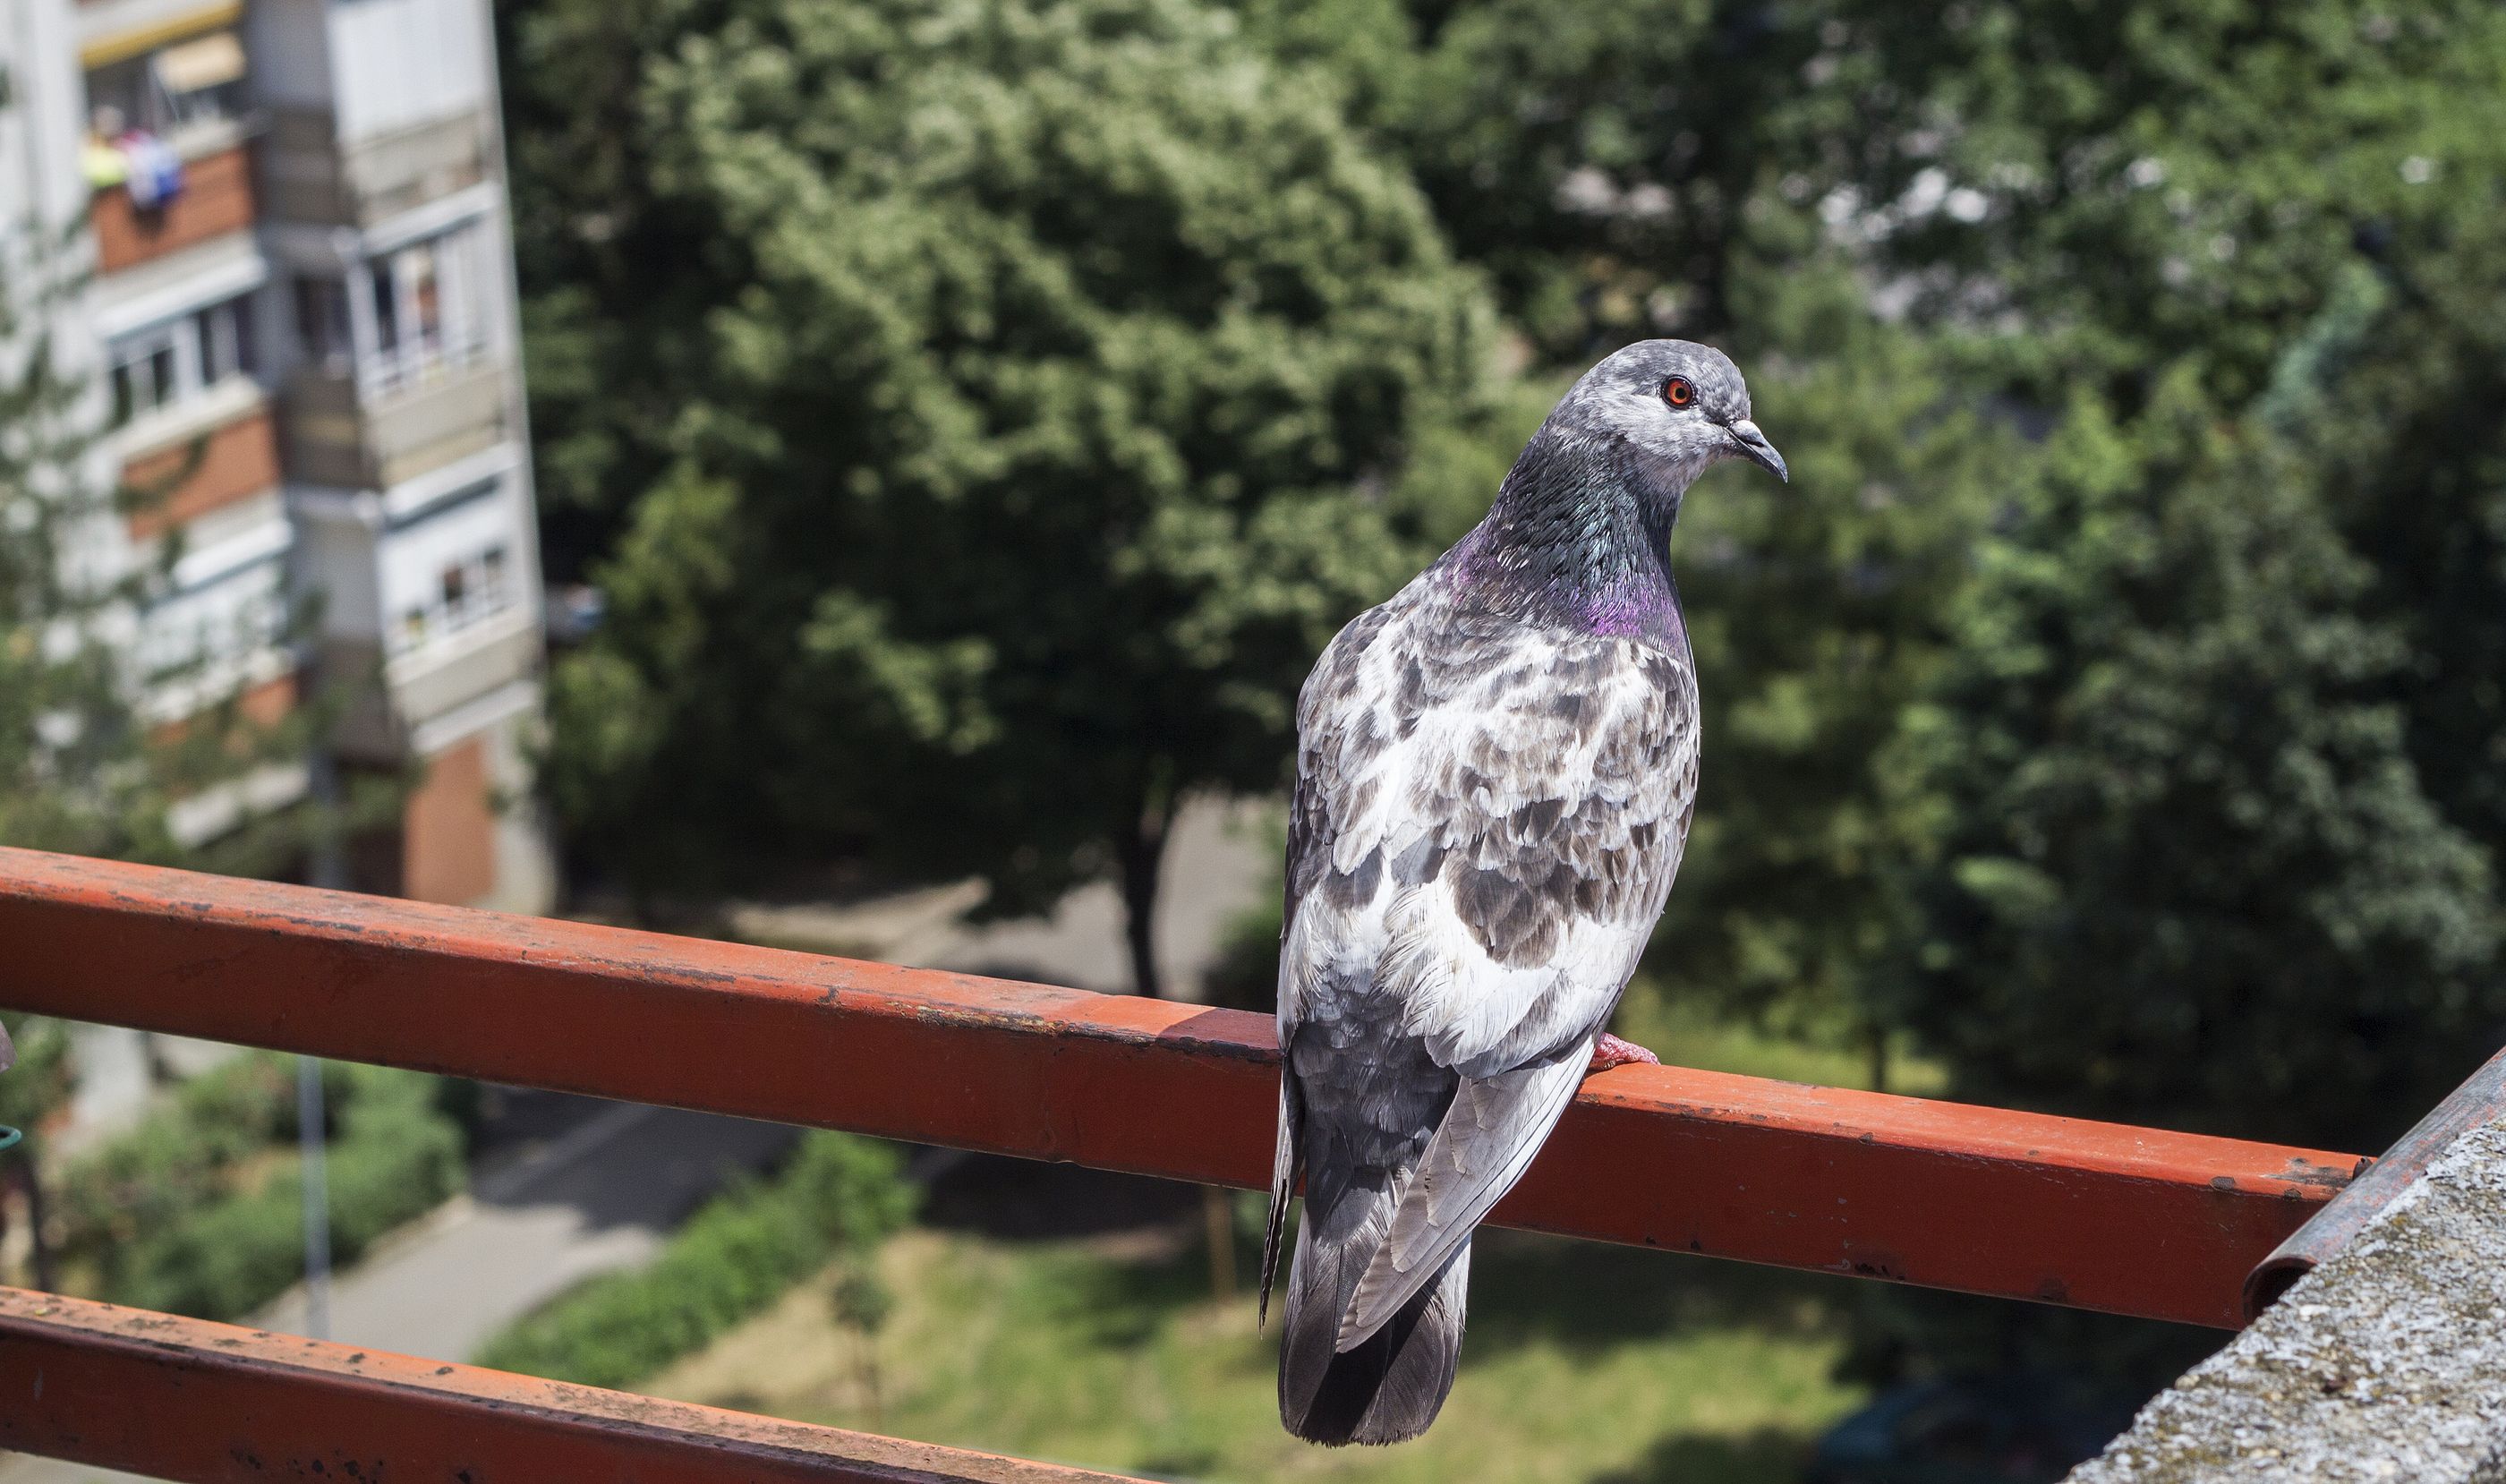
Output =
[{"x1": 1552, "y1": 339, "x2": 1786, "y2": 487}]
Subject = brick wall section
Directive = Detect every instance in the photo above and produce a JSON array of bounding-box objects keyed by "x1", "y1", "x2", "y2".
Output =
[
  {"x1": 123, "y1": 405, "x2": 280, "y2": 539},
  {"x1": 148, "y1": 671, "x2": 298, "y2": 747},
  {"x1": 402, "y1": 737, "x2": 498, "y2": 906},
  {"x1": 90, "y1": 144, "x2": 256, "y2": 274}
]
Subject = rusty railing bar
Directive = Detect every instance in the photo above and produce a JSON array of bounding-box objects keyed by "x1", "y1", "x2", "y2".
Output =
[
  {"x1": 0, "y1": 1286, "x2": 1136, "y2": 1483},
  {"x1": 0, "y1": 847, "x2": 2362, "y2": 1328}
]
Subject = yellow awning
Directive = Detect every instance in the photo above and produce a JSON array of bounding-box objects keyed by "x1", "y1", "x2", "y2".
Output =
[
  {"x1": 78, "y1": 0, "x2": 243, "y2": 71},
  {"x1": 153, "y1": 30, "x2": 246, "y2": 93}
]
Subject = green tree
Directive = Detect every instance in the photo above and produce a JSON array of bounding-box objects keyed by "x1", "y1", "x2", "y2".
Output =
[
  {"x1": 530, "y1": 0, "x2": 1497, "y2": 996},
  {"x1": 0, "y1": 251, "x2": 185, "y2": 860},
  {"x1": 2306, "y1": 239, "x2": 2506, "y2": 871},
  {"x1": 1, "y1": 240, "x2": 179, "y2": 1266},
  {"x1": 0, "y1": 1018, "x2": 72, "y2": 1289},
  {"x1": 493, "y1": 0, "x2": 717, "y2": 570},
  {"x1": 1796, "y1": 2, "x2": 2506, "y2": 1150},
  {"x1": 1891, "y1": 375, "x2": 2497, "y2": 1150}
]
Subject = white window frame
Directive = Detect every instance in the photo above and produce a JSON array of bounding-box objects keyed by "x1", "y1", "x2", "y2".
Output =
[
  {"x1": 108, "y1": 291, "x2": 258, "y2": 425},
  {"x1": 108, "y1": 321, "x2": 184, "y2": 422},
  {"x1": 136, "y1": 552, "x2": 291, "y2": 690},
  {"x1": 348, "y1": 224, "x2": 490, "y2": 399},
  {"x1": 394, "y1": 539, "x2": 516, "y2": 657}
]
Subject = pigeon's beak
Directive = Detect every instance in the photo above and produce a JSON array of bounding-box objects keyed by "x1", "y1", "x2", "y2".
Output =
[{"x1": 1726, "y1": 420, "x2": 1788, "y2": 483}]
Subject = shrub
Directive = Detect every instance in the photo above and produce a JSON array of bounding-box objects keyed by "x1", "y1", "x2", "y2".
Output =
[
  {"x1": 55, "y1": 1052, "x2": 297, "y2": 1264},
  {"x1": 63, "y1": 1054, "x2": 466, "y2": 1320},
  {"x1": 474, "y1": 1131, "x2": 914, "y2": 1388}
]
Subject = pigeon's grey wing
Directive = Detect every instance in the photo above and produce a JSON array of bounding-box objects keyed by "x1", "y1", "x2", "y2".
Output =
[
  {"x1": 1261, "y1": 597, "x2": 1409, "y2": 1330},
  {"x1": 1337, "y1": 1044, "x2": 1588, "y2": 1348},
  {"x1": 1258, "y1": 1071, "x2": 1300, "y2": 1326},
  {"x1": 1331, "y1": 627, "x2": 1700, "y2": 1350}
]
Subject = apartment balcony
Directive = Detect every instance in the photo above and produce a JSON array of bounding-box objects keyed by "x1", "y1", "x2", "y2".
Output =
[
  {"x1": 90, "y1": 136, "x2": 255, "y2": 275},
  {"x1": 119, "y1": 388, "x2": 280, "y2": 540},
  {"x1": 281, "y1": 355, "x2": 512, "y2": 492},
  {"x1": 320, "y1": 608, "x2": 540, "y2": 765},
  {"x1": 390, "y1": 603, "x2": 541, "y2": 728},
  {"x1": 260, "y1": 106, "x2": 489, "y2": 229}
]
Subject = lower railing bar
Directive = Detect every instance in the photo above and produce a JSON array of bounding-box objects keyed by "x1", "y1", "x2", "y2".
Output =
[
  {"x1": 0, "y1": 1286, "x2": 1135, "y2": 1483},
  {"x1": 0, "y1": 847, "x2": 2363, "y2": 1328}
]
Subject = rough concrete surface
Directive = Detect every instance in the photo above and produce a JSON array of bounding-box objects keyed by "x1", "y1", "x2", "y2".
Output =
[{"x1": 2068, "y1": 1116, "x2": 2506, "y2": 1482}]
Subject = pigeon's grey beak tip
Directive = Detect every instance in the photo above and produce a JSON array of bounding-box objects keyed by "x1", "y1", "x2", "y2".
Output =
[{"x1": 1729, "y1": 420, "x2": 1787, "y2": 483}]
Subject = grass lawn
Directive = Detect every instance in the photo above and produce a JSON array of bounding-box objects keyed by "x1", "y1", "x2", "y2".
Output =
[{"x1": 647, "y1": 1211, "x2": 1870, "y2": 1482}]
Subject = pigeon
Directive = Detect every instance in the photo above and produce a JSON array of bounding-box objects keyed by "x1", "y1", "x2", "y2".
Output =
[{"x1": 1261, "y1": 340, "x2": 1786, "y2": 1446}]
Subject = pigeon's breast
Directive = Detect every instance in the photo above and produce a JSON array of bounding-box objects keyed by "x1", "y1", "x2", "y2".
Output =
[{"x1": 1283, "y1": 593, "x2": 1700, "y2": 1074}]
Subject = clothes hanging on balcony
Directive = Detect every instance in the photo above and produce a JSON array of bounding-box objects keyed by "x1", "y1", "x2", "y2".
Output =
[
  {"x1": 115, "y1": 130, "x2": 185, "y2": 209},
  {"x1": 81, "y1": 132, "x2": 128, "y2": 189}
]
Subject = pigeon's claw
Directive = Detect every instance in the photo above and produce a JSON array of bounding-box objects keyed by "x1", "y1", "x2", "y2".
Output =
[{"x1": 1588, "y1": 1033, "x2": 1661, "y2": 1073}]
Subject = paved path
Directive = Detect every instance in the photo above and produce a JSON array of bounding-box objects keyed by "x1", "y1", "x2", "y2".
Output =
[{"x1": 0, "y1": 798, "x2": 1274, "y2": 1481}]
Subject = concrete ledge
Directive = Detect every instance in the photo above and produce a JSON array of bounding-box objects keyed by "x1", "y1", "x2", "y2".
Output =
[{"x1": 2070, "y1": 1116, "x2": 2506, "y2": 1481}]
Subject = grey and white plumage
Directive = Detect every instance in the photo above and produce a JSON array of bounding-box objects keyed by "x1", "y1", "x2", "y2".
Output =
[{"x1": 1262, "y1": 340, "x2": 1786, "y2": 1446}]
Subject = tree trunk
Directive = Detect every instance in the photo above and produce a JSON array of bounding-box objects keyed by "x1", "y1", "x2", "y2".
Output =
[
  {"x1": 1119, "y1": 796, "x2": 1240, "y2": 1300},
  {"x1": 1203, "y1": 1185, "x2": 1237, "y2": 1300},
  {"x1": 1116, "y1": 802, "x2": 1173, "y2": 1001},
  {"x1": 21, "y1": 1152, "x2": 55, "y2": 1293}
]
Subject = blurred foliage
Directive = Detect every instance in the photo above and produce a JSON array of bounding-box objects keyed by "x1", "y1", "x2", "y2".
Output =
[
  {"x1": 0, "y1": 1020, "x2": 74, "y2": 1151},
  {"x1": 1224, "y1": 0, "x2": 2506, "y2": 1126},
  {"x1": 1656, "y1": 262, "x2": 2005, "y2": 1050},
  {"x1": 506, "y1": 0, "x2": 1501, "y2": 995},
  {"x1": 0, "y1": 238, "x2": 323, "y2": 868},
  {"x1": 475, "y1": 1131, "x2": 916, "y2": 1387},
  {"x1": 1889, "y1": 374, "x2": 2496, "y2": 1149},
  {"x1": 56, "y1": 1054, "x2": 465, "y2": 1320}
]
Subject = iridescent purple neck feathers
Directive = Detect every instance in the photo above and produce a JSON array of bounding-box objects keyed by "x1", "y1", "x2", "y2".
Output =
[{"x1": 1436, "y1": 421, "x2": 1698, "y2": 644}]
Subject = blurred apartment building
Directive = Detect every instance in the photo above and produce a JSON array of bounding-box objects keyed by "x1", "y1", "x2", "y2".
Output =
[{"x1": 0, "y1": 0, "x2": 554, "y2": 923}]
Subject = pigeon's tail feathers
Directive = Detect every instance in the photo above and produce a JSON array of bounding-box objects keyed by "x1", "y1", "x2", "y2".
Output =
[
  {"x1": 1278, "y1": 1166, "x2": 1469, "y2": 1447},
  {"x1": 1338, "y1": 1043, "x2": 1590, "y2": 1350},
  {"x1": 1258, "y1": 1078, "x2": 1300, "y2": 1329}
]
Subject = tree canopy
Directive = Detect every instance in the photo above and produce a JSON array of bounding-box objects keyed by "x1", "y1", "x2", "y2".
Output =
[{"x1": 522, "y1": 0, "x2": 1498, "y2": 994}]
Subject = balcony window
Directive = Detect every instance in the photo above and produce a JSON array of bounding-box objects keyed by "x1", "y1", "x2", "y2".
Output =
[
  {"x1": 362, "y1": 226, "x2": 488, "y2": 397},
  {"x1": 395, "y1": 541, "x2": 517, "y2": 657},
  {"x1": 109, "y1": 292, "x2": 259, "y2": 426},
  {"x1": 137, "y1": 555, "x2": 288, "y2": 685},
  {"x1": 85, "y1": 30, "x2": 248, "y2": 149},
  {"x1": 297, "y1": 225, "x2": 490, "y2": 397}
]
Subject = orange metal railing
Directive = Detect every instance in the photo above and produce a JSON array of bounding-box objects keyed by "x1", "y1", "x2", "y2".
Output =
[
  {"x1": 0, "y1": 847, "x2": 2370, "y2": 1481},
  {"x1": 0, "y1": 1287, "x2": 1126, "y2": 1482}
]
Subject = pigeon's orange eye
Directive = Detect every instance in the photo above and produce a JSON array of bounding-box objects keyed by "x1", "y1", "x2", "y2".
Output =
[{"x1": 1661, "y1": 377, "x2": 1697, "y2": 409}]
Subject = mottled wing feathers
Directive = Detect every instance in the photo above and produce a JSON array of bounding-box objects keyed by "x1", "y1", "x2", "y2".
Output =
[
  {"x1": 1259, "y1": 1075, "x2": 1299, "y2": 1327},
  {"x1": 1337, "y1": 1045, "x2": 1590, "y2": 1347}
]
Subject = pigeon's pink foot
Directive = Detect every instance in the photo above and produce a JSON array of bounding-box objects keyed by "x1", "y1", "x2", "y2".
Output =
[{"x1": 1589, "y1": 1033, "x2": 1660, "y2": 1072}]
